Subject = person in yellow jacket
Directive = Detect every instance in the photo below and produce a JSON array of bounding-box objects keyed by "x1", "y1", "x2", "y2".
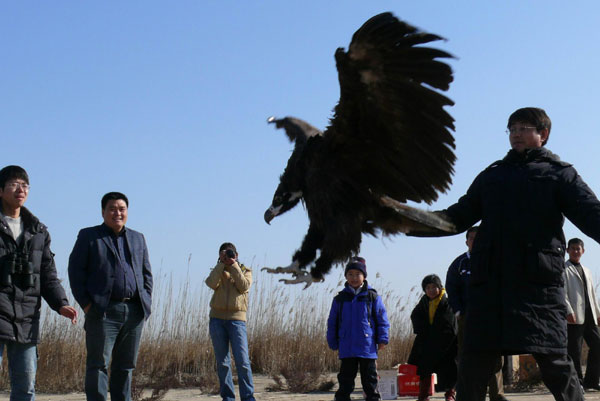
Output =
[
  {"x1": 205, "y1": 242, "x2": 255, "y2": 401},
  {"x1": 408, "y1": 274, "x2": 457, "y2": 401}
]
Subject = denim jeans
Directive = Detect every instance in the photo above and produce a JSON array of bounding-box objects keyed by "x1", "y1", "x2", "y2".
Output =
[
  {"x1": 0, "y1": 341, "x2": 37, "y2": 401},
  {"x1": 84, "y1": 301, "x2": 144, "y2": 401},
  {"x1": 209, "y1": 318, "x2": 255, "y2": 401}
]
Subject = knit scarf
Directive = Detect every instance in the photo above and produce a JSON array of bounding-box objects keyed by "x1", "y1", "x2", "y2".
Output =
[{"x1": 428, "y1": 288, "x2": 445, "y2": 324}]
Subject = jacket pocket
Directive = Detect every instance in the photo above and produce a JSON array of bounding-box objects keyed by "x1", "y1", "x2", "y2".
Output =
[
  {"x1": 526, "y1": 245, "x2": 565, "y2": 286},
  {"x1": 209, "y1": 291, "x2": 225, "y2": 311},
  {"x1": 363, "y1": 326, "x2": 374, "y2": 350},
  {"x1": 235, "y1": 292, "x2": 248, "y2": 311}
]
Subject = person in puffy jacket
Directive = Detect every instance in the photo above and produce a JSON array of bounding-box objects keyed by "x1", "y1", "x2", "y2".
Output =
[
  {"x1": 327, "y1": 257, "x2": 390, "y2": 401},
  {"x1": 408, "y1": 274, "x2": 457, "y2": 401},
  {"x1": 205, "y1": 242, "x2": 255, "y2": 401},
  {"x1": 0, "y1": 165, "x2": 78, "y2": 401},
  {"x1": 409, "y1": 107, "x2": 600, "y2": 401}
]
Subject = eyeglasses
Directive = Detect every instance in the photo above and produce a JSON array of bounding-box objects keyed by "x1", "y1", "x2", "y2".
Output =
[
  {"x1": 506, "y1": 126, "x2": 538, "y2": 135},
  {"x1": 5, "y1": 182, "x2": 30, "y2": 192}
]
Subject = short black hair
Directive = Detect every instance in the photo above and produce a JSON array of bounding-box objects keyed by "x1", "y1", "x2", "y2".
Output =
[
  {"x1": 219, "y1": 242, "x2": 237, "y2": 254},
  {"x1": 0, "y1": 165, "x2": 29, "y2": 189},
  {"x1": 507, "y1": 107, "x2": 552, "y2": 146},
  {"x1": 101, "y1": 192, "x2": 129, "y2": 210},
  {"x1": 421, "y1": 274, "x2": 443, "y2": 291},
  {"x1": 568, "y1": 238, "x2": 584, "y2": 249},
  {"x1": 466, "y1": 226, "x2": 479, "y2": 239}
]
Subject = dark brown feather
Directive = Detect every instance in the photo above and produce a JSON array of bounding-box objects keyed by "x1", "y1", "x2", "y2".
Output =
[
  {"x1": 328, "y1": 12, "x2": 456, "y2": 205},
  {"x1": 265, "y1": 13, "x2": 457, "y2": 280}
]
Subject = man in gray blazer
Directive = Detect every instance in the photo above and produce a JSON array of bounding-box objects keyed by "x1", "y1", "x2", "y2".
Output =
[
  {"x1": 68, "y1": 192, "x2": 153, "y2": 401},
  {"x1": 564, "y1": 237, "x2": 600, "y2": 391}
]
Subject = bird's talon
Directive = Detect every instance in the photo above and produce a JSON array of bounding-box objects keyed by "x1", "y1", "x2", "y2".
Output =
[{"x1": 261, "y1": 261, "x2": 301, "y2": 276}]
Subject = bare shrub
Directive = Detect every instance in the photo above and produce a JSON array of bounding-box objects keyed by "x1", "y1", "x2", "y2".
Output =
[
  {"x1": 0, "y1": 265, "x2": 416, "y2": 394},
  {"x1": 35, "y1": 310, "x2": 86, "y2": 392},
  {"x1": 248, "y1": 272, "x2": 418, "y2": 392}
]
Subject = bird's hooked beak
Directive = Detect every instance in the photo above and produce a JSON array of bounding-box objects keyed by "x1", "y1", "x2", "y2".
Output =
[{"x1": 264, "y1": 205, "x2": 280, "y2": 224}]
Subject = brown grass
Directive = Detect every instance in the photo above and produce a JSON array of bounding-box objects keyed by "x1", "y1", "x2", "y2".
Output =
[{"x1": 0, "y1": 266, "x2": 419, "y2": 394}]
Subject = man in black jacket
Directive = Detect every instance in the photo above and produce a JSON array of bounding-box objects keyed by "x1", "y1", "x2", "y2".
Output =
[
  {"x1": 412, "y1": 108, "x2": 600, "y2": 401},
  {"x1": 0, "y1": 165, "x2": 78, "y2": 400},
  {"x1": 446, "y1": 226, "x2": 507, "y2": 401}
]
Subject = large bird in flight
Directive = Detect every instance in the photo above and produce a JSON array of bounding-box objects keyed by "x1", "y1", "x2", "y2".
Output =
[{"x1": 263, "y1": 12, "x2": 457, "y2": 286}]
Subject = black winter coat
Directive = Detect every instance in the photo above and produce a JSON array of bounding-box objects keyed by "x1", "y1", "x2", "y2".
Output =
[
  {"x1": 441, "y1": 148, "x2": 600, "y2": 355},
  {"x1": 408, "y1": 293, "x2": 457, "y2": 389},
  {"x1": 445, "y1": 252, "x2": 470, "y2": 315},
  {"x1": 0, "y1": 208, "x2": 68, "y2": 343}
]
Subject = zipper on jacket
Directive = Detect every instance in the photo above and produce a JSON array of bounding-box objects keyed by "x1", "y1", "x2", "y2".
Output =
[{"x1": 225, "y1": 273, "x2": 231, "y2": 310}]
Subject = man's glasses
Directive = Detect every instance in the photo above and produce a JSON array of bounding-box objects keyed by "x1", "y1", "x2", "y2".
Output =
[
  {"x1": 506, "y1": 126, "x2": 538, "y2": 135},
  {"x1": 5, "y1": 182, "x2": 30, "y2": 192}
]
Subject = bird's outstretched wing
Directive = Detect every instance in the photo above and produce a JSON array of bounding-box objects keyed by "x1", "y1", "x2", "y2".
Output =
[{"x1": 328, "y1": 12, "x2": 456, "y2": 205}]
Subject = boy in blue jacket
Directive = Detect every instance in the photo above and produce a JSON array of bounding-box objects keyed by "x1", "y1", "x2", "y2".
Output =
[{"x1": 327, "y1": 257, "x2": 390, "y2": 401}]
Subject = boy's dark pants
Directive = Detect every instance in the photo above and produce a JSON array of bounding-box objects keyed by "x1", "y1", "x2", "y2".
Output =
[
  {"x1": 335, "y1": 357, "x2": 380, "y2": 401},
  {"x1": 457, "y1": 351, "x2": 582, "y2": 401}
]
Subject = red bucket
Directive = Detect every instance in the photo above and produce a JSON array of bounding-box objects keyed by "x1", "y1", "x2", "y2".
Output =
[
  {"x1": 398, "y1": 363, "x2": 417, "y2": 375},
  {"x1": 397, "y1": 373, "x2": 435, "y2": 397}
]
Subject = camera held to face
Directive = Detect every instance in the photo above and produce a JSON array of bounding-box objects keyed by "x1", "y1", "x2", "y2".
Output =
[
  {"x1": 1, "y1": 252, "x2": 34, "y2": 287},
  {"x1": 225, "y1": 249, "x2": 236, "y2": 259}
]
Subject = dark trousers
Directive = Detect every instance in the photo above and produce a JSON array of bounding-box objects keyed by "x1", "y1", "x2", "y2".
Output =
[
  {"x1": 457, "y1": 351, "x2": 582, "y2": 401},
  {"x1": 567, "y1": 319, "x2": 600, "y2": 387},
  {"x1": 457, "y1": 315, "x2": 504, "y2": 400},
  {"x1": 84, "y1": 301, "x2": 145, "y2": 401},
  {"x1": 335, "y1": 358, "x2": 380, "y2": 401}
]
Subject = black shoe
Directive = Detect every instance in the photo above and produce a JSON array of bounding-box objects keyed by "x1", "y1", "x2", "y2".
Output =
[
  {"x1": 583, "y1": 383, "x2": 600, "y2": 391},
  {"x1": 490, "y1": 396, "x2": 509, "y2": 401}
]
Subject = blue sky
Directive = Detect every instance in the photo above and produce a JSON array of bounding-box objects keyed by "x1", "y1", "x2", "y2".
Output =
[{"x1": 2, "y1": 1, "x2": 600, "y2": 302}]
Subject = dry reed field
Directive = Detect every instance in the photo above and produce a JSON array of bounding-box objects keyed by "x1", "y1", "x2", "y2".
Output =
[{"x1": 0, "y1": 264, "x2": 419, "y2": 397}]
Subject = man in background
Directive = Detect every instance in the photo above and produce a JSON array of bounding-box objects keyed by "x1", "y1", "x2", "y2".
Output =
[
  {"x1": 446, "y1": 226, "x2": 507, "y2": 401},
  {"x1": 564, "y1": 237, "x2": 600, "y2": 391}
]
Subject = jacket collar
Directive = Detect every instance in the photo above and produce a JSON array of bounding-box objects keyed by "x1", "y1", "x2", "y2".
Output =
[
  {"x1": 503, "y1": 147, "x2": 560, "y2": 165},
  {"x1": 100, "y1": 222, "x2": 127, "y2": 237},
  {"x1": 0, "y1": 206, "x2": 44, "y2": 236},
  {"x1": 566, "y1": 259, "x2": 586, "y2": 270},
  {"x1": 343, "y1": 280, "x2": 370, "y2": 295},
  {"x1": 420, "y1": 291, "x2": 447, "y2": 304},
  {"x1": 98, "y1": 223, "x2": 129, "y2": 257}
]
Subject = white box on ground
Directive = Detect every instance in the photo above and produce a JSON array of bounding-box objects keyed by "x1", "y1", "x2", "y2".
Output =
[{"x1": 377, "y1": 370, "x2": 398, "y2": 400}]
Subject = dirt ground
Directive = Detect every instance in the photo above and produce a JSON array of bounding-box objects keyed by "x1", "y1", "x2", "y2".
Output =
[{"x1": 1, "y1": 375, "x2": 599, "y2": 400}]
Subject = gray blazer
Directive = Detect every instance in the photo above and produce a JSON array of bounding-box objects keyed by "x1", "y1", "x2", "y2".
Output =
[{"x1": 68, "y1": 224, "x2": 153, "y2": 319}]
